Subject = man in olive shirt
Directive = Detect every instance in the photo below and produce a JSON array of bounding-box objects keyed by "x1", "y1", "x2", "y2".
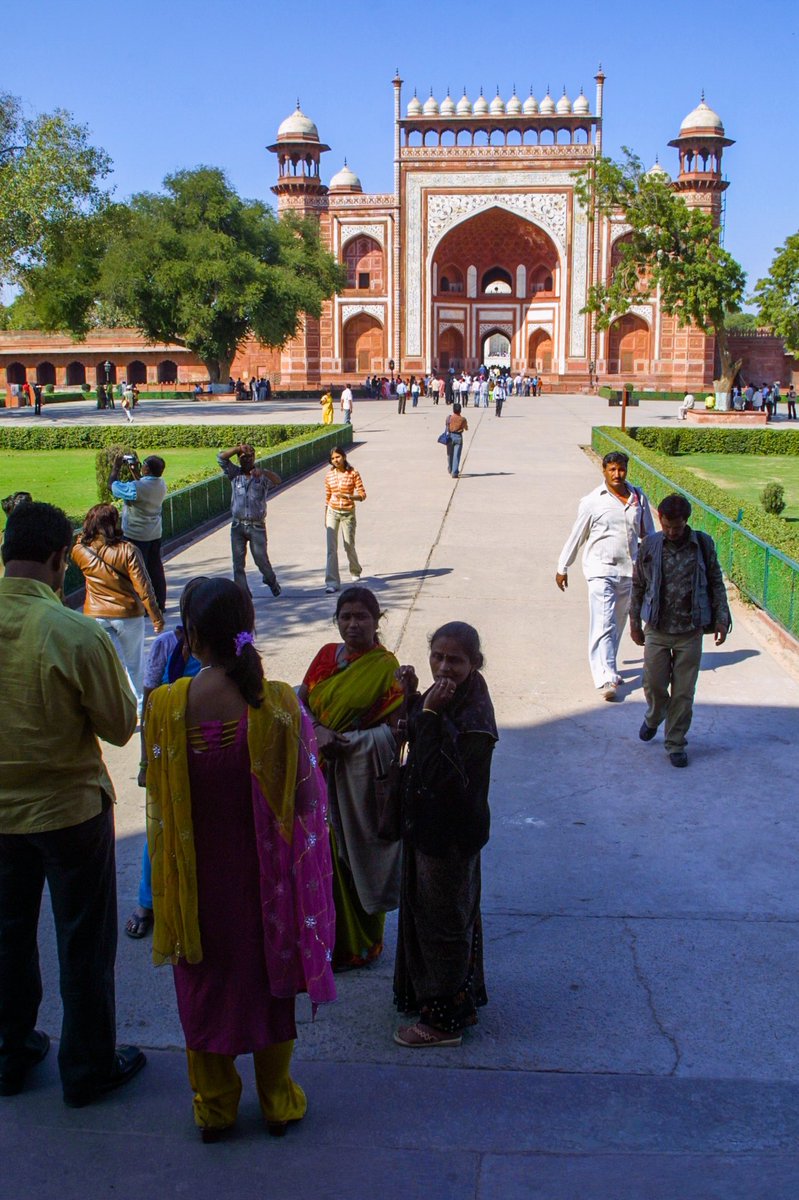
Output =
[
  {"x1": 0, "y1": 503, "x2": 145, "y2": 1105},
  {"x1": 630, "y1": 494, "x2": 731, "y2": 768}
]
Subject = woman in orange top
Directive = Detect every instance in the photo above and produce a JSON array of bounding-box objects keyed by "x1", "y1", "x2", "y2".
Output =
[{"x1": 323, "y1": 447, "x2": 366, "y2": 594}]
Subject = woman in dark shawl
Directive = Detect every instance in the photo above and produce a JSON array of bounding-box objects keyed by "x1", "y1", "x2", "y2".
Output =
[{"x1": 393, "y1": 622, "x2": 498, "y2": 1047}]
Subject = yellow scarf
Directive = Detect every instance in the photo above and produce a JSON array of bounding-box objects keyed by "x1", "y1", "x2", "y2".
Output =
[
  {"x1": 145, "y1": 675, "x2": 300, "y2": 966},
  {"x1": 307, "y1": 645, "x2": 401, "y2": 733}
]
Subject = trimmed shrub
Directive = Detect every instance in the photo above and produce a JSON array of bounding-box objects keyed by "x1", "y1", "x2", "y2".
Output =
[
  {"x1": 630, "y1": 426, "x2": 799, "y2": 457},
  {"x1": 657, "y1": 429, "x2": 681, "y2": 456},
  {"x1": 0, "y1": 423, "x2": 326, "y2": 452},
  {"x1": 761, "y1": 483, "x2": 786, "y2": 516},
  {"x1": 592, "y1": 426, "x2": 799, "y2": 564},
  {"x1": 44, "y1": 384, "x2": 55, "y2": 395}
]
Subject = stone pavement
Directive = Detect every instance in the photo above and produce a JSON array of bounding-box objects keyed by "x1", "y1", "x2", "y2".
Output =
[{"x1": 3, "y1": 393, "x2": 799, "y2": 1198}]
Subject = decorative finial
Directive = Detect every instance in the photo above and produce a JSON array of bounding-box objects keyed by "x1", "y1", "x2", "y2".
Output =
[
  {"x1": 344, "y1": 157, "x2": 348, "y2": 166},
  {"x1": 496, "y1": 85, "x2": 500, "y2": 96},
  {"x1": 447, "y1": 86, "x2": 451, "y2": 96},
  {"x1": 296, "y1": 97, "x2": 301, "y2": 110},
  {"x1": 701, "y1": 88, "x2": 705, "y2": 102},
  {"x1": 463, "y1": 86, "x2": 467, "y2": 96},
  {"x1": 512, "y1": 83, "x2": 517, "y2": 96},
  {"x1": 529, "y1": 85, "x2": 534, "y2": 96},
  {"x1": 546, "y1": 84, "x2": 551, "y2": 95},
  {"x1": 480, "y1": 86, "x2": 484, "y2": 96},
  {"x1": 655, "y1": 154, "x2": 659, "y2": 164},
  {"x1": 429, "y1": 87, "x2": 434, "y2": 97}
]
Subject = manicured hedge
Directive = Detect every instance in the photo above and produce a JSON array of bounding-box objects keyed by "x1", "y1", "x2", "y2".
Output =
[
  {"x1": 0, "y1": 423, "x2": 325, "y2": 451},
  {"x1": 629, "y1": 426, "x2": 799, "y2": 457},
  {"x1": 592, "y1": 425, "x2": 799, "y2": 638},
  {"x1": 594, "y1": 426, "x2": 799, "y2": 562},
  {"x1": 598, "y1": 386, "x2": 686, "y2": 402}
]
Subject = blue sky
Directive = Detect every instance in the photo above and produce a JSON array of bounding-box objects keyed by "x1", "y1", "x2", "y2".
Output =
[{"x1": 4, "y1": 0, "x2": 797, "y2": 297}]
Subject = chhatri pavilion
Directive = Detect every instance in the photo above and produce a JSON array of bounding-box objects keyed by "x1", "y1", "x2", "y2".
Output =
[{"x1": 1, "y1": 73, "x2": 736, "y2": 394}]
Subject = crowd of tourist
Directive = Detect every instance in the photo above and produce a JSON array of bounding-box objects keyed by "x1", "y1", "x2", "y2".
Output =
[
  {"x1": 0, "y1": 444, "x2": 497, "y2": 1140},
  {"x1": 365, "y1": 367, "x2": 544, "y2": 406}
]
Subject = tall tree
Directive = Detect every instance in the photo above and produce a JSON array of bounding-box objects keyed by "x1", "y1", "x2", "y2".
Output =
[
  {"x1": 22, "y1": 167, "x2": 345, "y2": 383},
  {"x1": 752, "y1": 233, "x2": 799, "y2": 356},
  {"x1": 574, "y1": 150, "x2": 746, "y2": 391},
  {"x1": 0, "y1": 92, "x2": 111, "y2": 284}
]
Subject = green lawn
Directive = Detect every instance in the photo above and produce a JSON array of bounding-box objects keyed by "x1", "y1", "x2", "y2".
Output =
[
  {"x1": 677, "y1": 454, "x2": 799, "y2": 521},
  {"x1": 0, "y1": 449, "x2": 222, "y2": 529}
]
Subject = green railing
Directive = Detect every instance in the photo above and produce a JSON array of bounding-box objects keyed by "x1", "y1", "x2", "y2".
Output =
[
  {"x1": 592, "y1": 427, "x2": 799, "y2": 640},
  {"x1": 65, "y1": 425, "x2": 350, "y2": 596}
]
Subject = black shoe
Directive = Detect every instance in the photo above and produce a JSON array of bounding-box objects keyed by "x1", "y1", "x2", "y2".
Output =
[
  {"x1": 0, "y1": 1030, "x2": 50, "y2": 1096},
  {"x1": 669, "y1": 750, "x2": 688, "y2": 768},
  {"x1": 639, "y1": 721, "x2": 657, "y2": 742},
  {"x1": 269, "y1": 581, "x2": 282, "y2": 597},
  {"x1": 63, "y1": 1045, "x2": 146, "y2": 1108}
]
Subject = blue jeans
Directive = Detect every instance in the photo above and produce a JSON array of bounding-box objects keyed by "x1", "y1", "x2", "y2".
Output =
[{"x1": 449, "y1": 433, "x2": 463, "y2": 477}]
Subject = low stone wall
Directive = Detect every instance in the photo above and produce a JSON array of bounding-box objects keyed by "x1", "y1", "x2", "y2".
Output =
[{"x1": 686, "y1": 410, "x2": 768, "y2": 425}]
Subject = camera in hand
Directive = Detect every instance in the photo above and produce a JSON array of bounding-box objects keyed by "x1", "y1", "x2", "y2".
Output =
[{"x1": 122, "y1": 454, "x2": 138, "y2": 465}]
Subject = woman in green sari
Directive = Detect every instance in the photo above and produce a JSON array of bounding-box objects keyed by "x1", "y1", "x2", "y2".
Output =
[{"x1": 298, "y1": 587, "x2": 403, "y2": 969}]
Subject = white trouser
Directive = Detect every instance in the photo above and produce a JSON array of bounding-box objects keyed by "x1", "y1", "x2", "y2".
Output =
[
  {"x1": 586, "y1": 576, "x2": 632, "y2": 688},
  {"x1": 95, "y1": 615, "x2": 145, "y2": 708}
]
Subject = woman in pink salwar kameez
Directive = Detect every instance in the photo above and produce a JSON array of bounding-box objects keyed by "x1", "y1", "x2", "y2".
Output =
[{"x1": 146, "y1": 579, "x2": 335, "y2": 1142}]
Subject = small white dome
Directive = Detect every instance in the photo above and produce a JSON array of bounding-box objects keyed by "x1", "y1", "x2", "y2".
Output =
[
  {"x1": 489, "y1": 90, "x2": 506, "y2": 115},
  {"x1": 423, "y1": 91, "x2": 440, "y2": 116},
  {"x1": 506, "y1": 90, "x2": 523, "y2": 115},
  {"x1": 406, "y1": 90, "x2": 423, "y2": 117},
  {"x1": 556, "y1": 89, "x2": 572, "y2": 114},
  {"x1": 646, "y1": 159, "x2": 671, "y2": 182},
  {"x1": 277, "y1": 105, "x2": 319, "y2": 141},
  {"x1": 539, "y1": 89, "x2": 555, "y2": 115},
  {"x1": 573, "y1": 89, "x2": 590, "y2": 115},
  {"x1": 329, "y1": 161, "x2": 362, "y2": 192},
  {"x1": 680, "y1": 98, "x2": 724, "y2": 134},
  {"x1": 456, "y1": 91, "x2": 472, "y2": 115},
  {"x1": 440, "y1": 92, "x2": 456, "y2": 117},
  {"x1": 523, "y1": 91, "x2": 539, "y2": 115},
  {"x1": 473, "y1": 90, "x2": 489, "y2": 115}
]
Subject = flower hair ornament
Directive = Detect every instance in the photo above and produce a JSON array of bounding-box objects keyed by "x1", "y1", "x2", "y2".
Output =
[{"x1": 234, "y1": 631, "x2": 255, "y2": 657}]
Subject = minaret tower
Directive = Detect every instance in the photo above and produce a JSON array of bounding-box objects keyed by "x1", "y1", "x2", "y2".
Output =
[
  {"x1": 668, "y1": 95, "x2": 733, "y2": 227},
  {"x1": 267, "y1": 101, "x2": 330, "y2": 216},
  {"x1": 267, "y1": 103, "x2": 330, "y2": 386}
]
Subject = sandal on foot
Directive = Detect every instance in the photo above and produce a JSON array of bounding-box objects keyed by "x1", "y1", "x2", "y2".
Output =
[
  {"x1": 124, "y1": 908, "x2": 154, "y2": 939},
  {"x1": 393, "y1": 1022, "x2": 462, "y2": 1048}
]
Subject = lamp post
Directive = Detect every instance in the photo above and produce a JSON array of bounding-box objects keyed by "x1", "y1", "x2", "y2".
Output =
[
  {"x1": 104, "y1": 360, "x2": 112, "y2": 386},
  {"x1": 388, "y1": 358, "x2": 395, "y2": 385}
]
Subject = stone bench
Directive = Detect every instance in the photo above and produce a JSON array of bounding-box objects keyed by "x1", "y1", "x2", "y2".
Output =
[{"x1": 686, "y1": 409, "x2": 768, "y2": 424}]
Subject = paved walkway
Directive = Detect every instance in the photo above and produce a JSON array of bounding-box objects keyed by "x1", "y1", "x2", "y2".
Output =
[{"x1": 4, "y1": 394, "x2": 799, "y2": 1198}]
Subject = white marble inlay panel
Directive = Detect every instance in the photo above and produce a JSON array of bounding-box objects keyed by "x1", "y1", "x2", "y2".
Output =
[{"x1": 405, "y1": 169, "x2": 575, "y2": 355}]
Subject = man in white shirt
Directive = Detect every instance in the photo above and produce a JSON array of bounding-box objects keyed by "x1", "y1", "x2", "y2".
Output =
[
  {"x1": 340, "y1": 385, "x2": 353, "y2": 424},
  {"x1": 677, "y1": 392, "x2": 695, "y2": 420},
  {"x1": 395, "y1": 378, "x2": 408, "y2": 414},
  {"x1": 555, "y1": 452, "x2": 655, "y2": 700}
]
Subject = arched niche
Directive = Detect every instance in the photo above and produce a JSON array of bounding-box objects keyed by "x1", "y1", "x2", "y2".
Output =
[
  {"x1": 66, "y1": 360, "x2": 86, "y2": 386},
  {"x1": 36, "y1": 362, "x2": 56, "y2": 386},
  {"x1": 342, "y1": 235, "x2": 385, "y2": 292},
  {"x1": 342, "y1": 313, "x2": 385, "y2": 374},
  {"x1": 157, "y1": 359, "x2": 178, "y2": 383},
  {"x1": 127, "y1": 360, "x2": 147, "y2": 385},
  {"x1": 607, "y1": 314, "x2": 650, "y2": 375}
]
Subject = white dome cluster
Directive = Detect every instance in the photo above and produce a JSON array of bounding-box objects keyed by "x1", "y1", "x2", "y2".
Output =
[{"x1": 405, "y1": 85, "x2": 591, "y2": 118}]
